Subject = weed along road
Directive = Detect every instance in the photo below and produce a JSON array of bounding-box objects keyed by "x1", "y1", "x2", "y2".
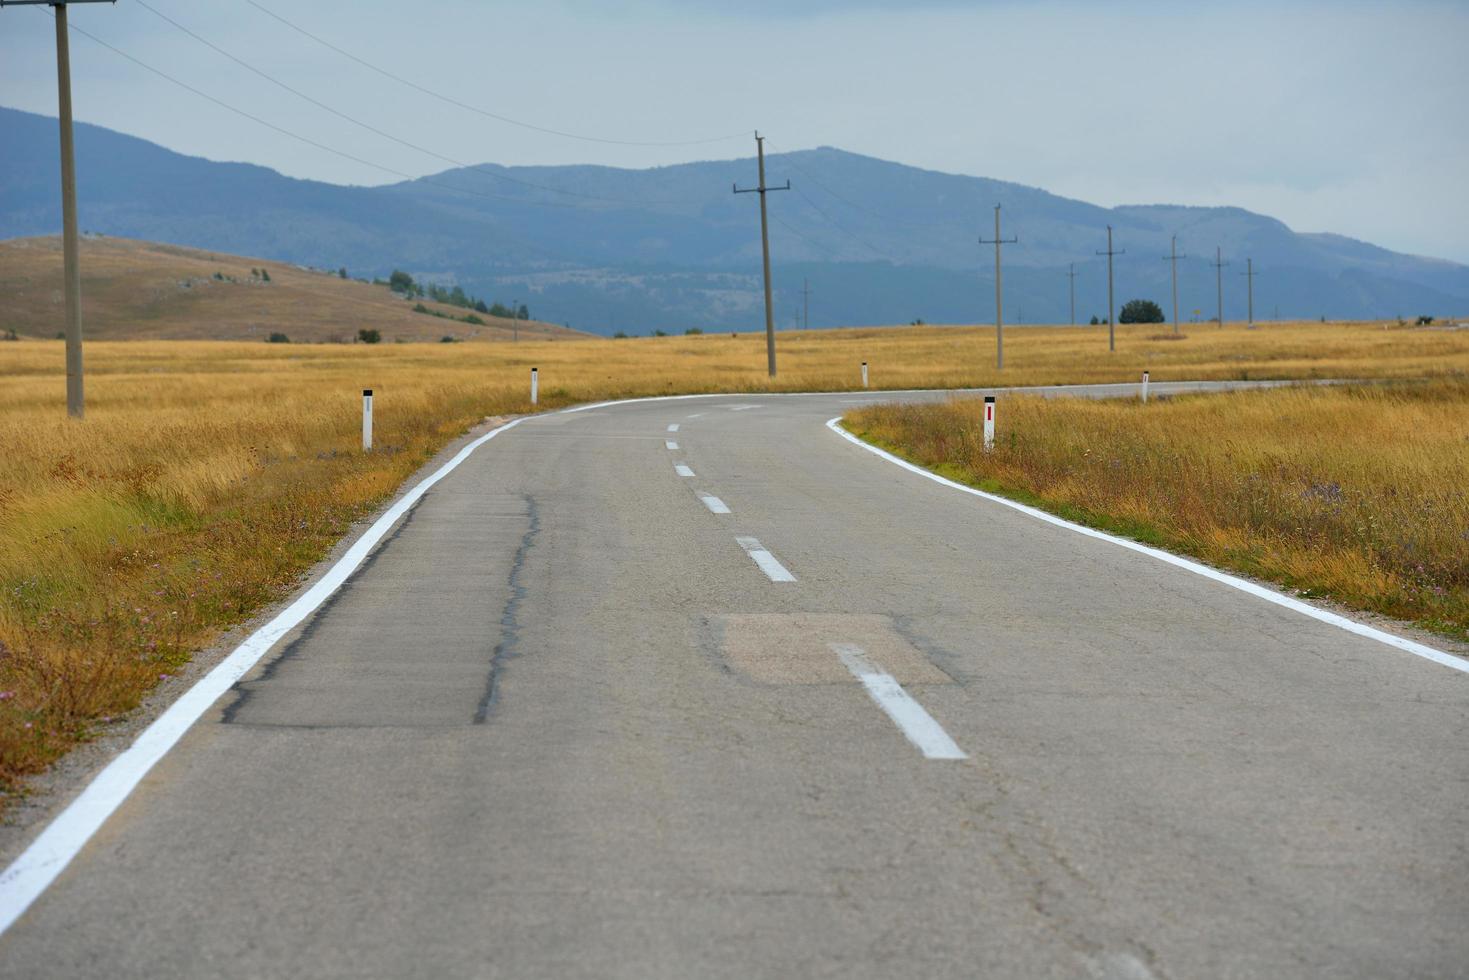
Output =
[{"x1": 2, "y1": 384, "x2": 1466, "y2": 979}]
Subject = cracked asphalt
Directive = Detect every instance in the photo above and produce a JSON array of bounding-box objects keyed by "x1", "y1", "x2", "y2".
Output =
[{"x1": 1, "y1": 384, "x2": 1465, "y2": 979}]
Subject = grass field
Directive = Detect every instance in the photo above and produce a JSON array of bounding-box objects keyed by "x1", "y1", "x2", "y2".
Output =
[
  {"x1": 1, "y1": 321, "x2": 1467, "y2": 799},
  {"x1": 847, "y1": 381, "x2": 1469, "y2": 639}
]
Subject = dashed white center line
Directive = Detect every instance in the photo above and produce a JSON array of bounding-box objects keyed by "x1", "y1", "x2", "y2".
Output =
[
  {"x1": 674, "y1": 464, "x2": 695, "y2": 477},
  {"x1": 831, "y1": 643, "x2": 966, "y2": 760},
  {"x1": 665, "y1": 440, "x2": 679, "y2": 450},
  {"x1": 686, "y1": 413, "x2": 705, "y2": 419},
  {"x1": 735, "y1": 536, "x2": 796, "y2": 583},
  {"x1": 700, "y1": 495, "x2": 731, "y2": 514},
  {"x1": 667, "y1": 423, "x2": 680, "y2": 432}
]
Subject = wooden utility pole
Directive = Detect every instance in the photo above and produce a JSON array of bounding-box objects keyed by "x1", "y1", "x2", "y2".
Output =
[
  {"x1": 733, "y1": 132, "x2": 789, "y2": 377},
  {"x1": 1211, "y1": 246, "x2": 1229, "y2": 326},
  {"x1": 1096, "y1": 226, "x2": 1124, "y2": 351},
  {"x1": 1161, "y1": 235, "x2": 1186, "y2": 335},
  {"x1": 978, "y1": 204, "x2": 1018, "y2": 369},
  {"x1": 1066, "y1": 262, "x2": 1078, "y2": 326},
  {"x1": 1241, "y1": 259, "x2": 1258, "y2": 328},
  {"x1": 2, "y1": 0, "x2": 116, "y2": 416},
  {"x1": 802, "y1": 278, "x2": 810, "y2": 331}
]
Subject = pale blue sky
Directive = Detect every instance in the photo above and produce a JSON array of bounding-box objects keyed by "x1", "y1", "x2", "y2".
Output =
[{"x1": 2, "y1": 0, "x2": 1467, "y2": 261}]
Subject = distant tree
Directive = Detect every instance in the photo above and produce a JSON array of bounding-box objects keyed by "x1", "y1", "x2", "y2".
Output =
[
  {"x1": 1119, "y1": 299, "x2": 1165, "y2": 323},
  {"x1": 250, "y1": 268, "x2": 259, "y2": 277},
  {"x1": 261, "y1": 269, "x2": 271, "y2": 282},
  {"x1": 488, "y1": 302, "x2": 513, "y2": 318},
  {"x1": 358, "y1": 328, "x2": 381, "y2": 344},
  {"x1": 1417, "y1": 315, "x2": 1435, "y2": 326},
  {"x1": 213, "y1": 272, "x2": 225, "y2": 281},
  {"x1": 517, "y1": 304, "x2": 530, "y2": 320},
  {"x1": 1089, "y1": 315, "x2": 1100, "y2": 325},
  {"x1": 388, "y1": 269, "x2": 414, "y2": 293},
  {"x1": 2, "y1": 328, "x2": 18, "y2": 342},
  {"x1": 684, "y1": 327, "x2": 703, "y2": 336},
  {"x1": 910, "y1": 318, "x2": 925, "y2": 326},
  {"x1": 464, "y1": 314, "x2": 486, "y2": 326},
  {"x1": 653, "y1": 329, "x2": 669, "y2": 337},
  {"x1": 267, "y1": 332, "x2": 290, "y2": 343},
  {"x1": 440, "y1": 335, "x2": 457, "y2": 343},
  {"x1": 612, "y1": 331, "x2": 628, "y2": 339},
  {"x1": 338, "y1": 267, "x2": 348, "y2": 279},
  {"x1": 473, "y1": 299, "x2": 489, "y2": 314}
]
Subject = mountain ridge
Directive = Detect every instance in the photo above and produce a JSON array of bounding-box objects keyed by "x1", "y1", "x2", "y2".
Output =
[{"x1": 3, "y1": 105, "x2": 1465, "y2": 333}]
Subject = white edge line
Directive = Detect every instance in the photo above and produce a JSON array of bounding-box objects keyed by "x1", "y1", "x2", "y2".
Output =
[
  {"x1": 832, "y1": 644, "x2": 967, "y2": 761},
  {"x1": 825, "y1": 417, "x2": 1468, "y2": 675},
  {"x1": 0, "y1": 417, "x2": 527, "y2": 935}
]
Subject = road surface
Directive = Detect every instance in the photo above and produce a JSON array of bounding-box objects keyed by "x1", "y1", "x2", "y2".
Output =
[{"x1": 2, "y1": 384, "x2": 1465, "y2": 978}]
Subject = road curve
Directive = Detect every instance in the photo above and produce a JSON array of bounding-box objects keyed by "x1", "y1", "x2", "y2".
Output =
[{"x1": 1, "y1": 384, "x2": 1465, "y2": 979}]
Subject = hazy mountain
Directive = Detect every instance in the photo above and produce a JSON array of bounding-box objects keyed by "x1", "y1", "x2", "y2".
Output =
[{"x1": 3, "y1": 105, "x2": 1466, "y2": 333}]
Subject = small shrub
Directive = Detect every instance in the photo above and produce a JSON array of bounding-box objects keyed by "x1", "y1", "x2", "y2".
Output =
[
  {"x1": 440, "y1": 335, "x2": 457, "y2": 343},
  {"x1": 653, "y1": 329, "x2": 668, "y2": 337},
  {"x1": 357, "y1": 328, "x2": 381, "y2": 344},
  {"x1": 2, "y1": 328, "x2": 18, "y2": 342},
  {"x1": 1417, "y1": 315, "x2": 1435, "y2": 326},
  {"x1": 612, "y1": 331, "x2": 628, "y2": 339},
  {"x1": 267, "y1": 332, "x2": 290, "y2": 344},
  {"x1": 464, "y1": 314, "x2": 485, "y2": 326},
  {"x1": 685, "y1": 327, "x2": 703, "y2": 336},
  {"x1": 261, "y1": 269, "x2": 271, "y2": 282},
  {"x1": 388, "y1": 270, "x2": 414, "y2": 293},
  {"x1": 338, "y1": 267, "x2": 348, "y2": 279}
]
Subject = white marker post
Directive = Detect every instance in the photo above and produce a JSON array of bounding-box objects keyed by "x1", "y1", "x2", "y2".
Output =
[
  {"x1": 983, "y1": 395, "x2": 995, "y2": 453},
  {"x1": 530, "y1": 367, "x2": 538, "y2": 406},
  {"x1": 1141, "y1": 370, "x2": 1150, "y2": 404},
  {"x1": 861, "y1": 361, "x2": 868, "y2": 388},
  {"x1": 362, "y1": 388, "x2": 373, "y2": 452}
]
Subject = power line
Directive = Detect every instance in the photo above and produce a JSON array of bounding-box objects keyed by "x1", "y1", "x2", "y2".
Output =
[
  {"x1": 134, "y1": 0, "x2": 659, "y2": 208},
  {"x1": 764, "y1": 140, "x2": 914, "y2": 227},
  {"x1": 50, "y1": 9, "x2": 601, "y2": 271},
  {"x1": 786, "y1": 182, "x2": 886, "y2": 259},
  {"x1": 242, "y1": 0, "x2": 747, "y2": 149}
]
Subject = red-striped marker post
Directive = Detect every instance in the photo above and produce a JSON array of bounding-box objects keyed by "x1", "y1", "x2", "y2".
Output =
[{"x1": 983, "y1": 395, "x2": 995, "y2": 453}]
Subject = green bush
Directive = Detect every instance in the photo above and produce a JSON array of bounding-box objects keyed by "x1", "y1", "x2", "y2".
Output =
[
  {"x1": 685, "y1": 328, "x2": 703, "y2": 336},
  {"x1": 358, "y1": 328, "x2": 381, "y2": 344},
  {"x1": 267, "y1": 332, "x2": 290, "y2": 343},
  {"x1": 1118, "y1": 299, "x2": 1164, "y2": 324}
]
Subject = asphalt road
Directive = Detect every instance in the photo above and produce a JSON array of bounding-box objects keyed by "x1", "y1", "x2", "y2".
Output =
[{"x1": 2, "y1": 384, "x2": 1465, "y2": 979}]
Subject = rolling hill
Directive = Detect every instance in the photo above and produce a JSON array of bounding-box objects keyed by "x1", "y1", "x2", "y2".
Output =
[
  {"x1": 0, "y1": 235, "x2": 582, "y2": 343},
  {"x1": 3, "y1": 105, "x2": 1466, "y2": 333}
]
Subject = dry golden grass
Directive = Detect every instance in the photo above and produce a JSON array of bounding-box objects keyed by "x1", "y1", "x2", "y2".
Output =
[
  {"x1": 0, "y1": 236, "x2": 580, "y2": 342},
  {"x1": 0, "y1": 319, "x2": 1466, "y2": 798},
  {"x1": 847, "y1": 381, "x2": 1469, "y2": 639}
]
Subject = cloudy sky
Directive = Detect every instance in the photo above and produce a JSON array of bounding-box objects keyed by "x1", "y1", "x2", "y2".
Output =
[{"x1": 3, "y1": 0, "x2": 1467, "y2": 262}]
